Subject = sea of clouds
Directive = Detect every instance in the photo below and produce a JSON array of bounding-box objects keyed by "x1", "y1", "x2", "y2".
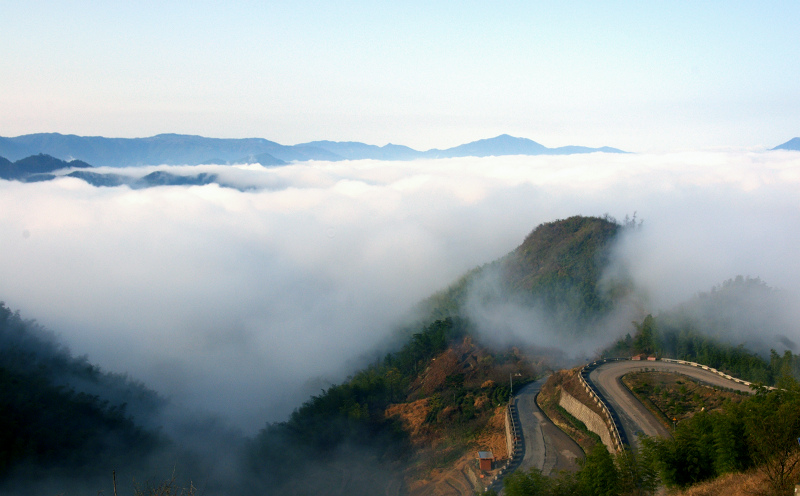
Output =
[{"x1": 1, "y1": 150, "x2": 798, "y2": 431}]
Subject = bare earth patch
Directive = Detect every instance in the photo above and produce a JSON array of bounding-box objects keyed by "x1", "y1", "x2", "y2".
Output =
[
  {"x1": 384, "y1": 338, "x2": 543, "y2": 495},
  {"x1": 385, "y1": 398, "x2": 431, "y2": 442},
  {"x1": 387, "y1": 404, "x2": 508, "y2": 496}
]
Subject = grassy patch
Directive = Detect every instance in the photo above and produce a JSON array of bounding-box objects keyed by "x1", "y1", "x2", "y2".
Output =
[
  {"x1": 621, "y1": 371, "x2": 745, "y2": 428},
  {"x1": 554, "y1": 404, "x2": 601, "y2": 445}
]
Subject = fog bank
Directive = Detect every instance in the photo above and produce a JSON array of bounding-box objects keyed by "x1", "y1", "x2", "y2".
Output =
[{"x1": 0, "y1": 150, "x2": 798, "y2": 431}]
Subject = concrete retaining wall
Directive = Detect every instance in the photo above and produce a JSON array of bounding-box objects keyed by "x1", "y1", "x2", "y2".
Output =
[
  {"x1": 579, "y1": 359, "x2": 628, "y2": 451},
  {"x1": 559, "y1": 389, "x2": 615, "y2": 452}
]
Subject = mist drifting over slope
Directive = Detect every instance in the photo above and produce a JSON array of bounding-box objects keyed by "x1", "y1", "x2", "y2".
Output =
[{"x1": 1, "y1": 150, "x2": 799, "y2": 431}]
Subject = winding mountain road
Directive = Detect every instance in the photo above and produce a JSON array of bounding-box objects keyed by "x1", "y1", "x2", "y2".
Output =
[
  {"x1": 501, "y1": 359, "x2": 756, "y2": 493},
  {"x1": 513, "y1": 377, "x2": 583, "y2": 474},
  {"x1": 587, "y1": 360, "x2": 754, "y2": 451}
]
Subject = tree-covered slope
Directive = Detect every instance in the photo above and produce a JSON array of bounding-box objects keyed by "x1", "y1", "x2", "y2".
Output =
[
  {"x1": 607, "y1": 276, "x2": 800, "y2": 385},
  {"x1": 0, "y1": 303, "x2": 167, "y2": 488},
  {"x1": 501, "y1": 215, "x2": 621, "y2": 319},
  {"x1": 424, "y1": 215, "x2": 627, "y2": 332},
  {"x1": 0, "y1": 153, "x2": 92, "y2": 181},
  {"x1": 245, "y1": 216, "x2": 629, "y2": 493}
]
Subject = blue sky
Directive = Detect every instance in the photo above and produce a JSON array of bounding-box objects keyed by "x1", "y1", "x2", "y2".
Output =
[{"x1": 1, "y1": 1, "x2": 798, "y2": 151}]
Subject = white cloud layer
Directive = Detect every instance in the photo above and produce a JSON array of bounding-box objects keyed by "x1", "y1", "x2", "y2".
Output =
[{"x1": 1, "y1": 150, "x2": 799, "y2": 431}]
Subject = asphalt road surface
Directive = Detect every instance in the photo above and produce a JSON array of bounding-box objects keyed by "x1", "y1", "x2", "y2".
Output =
[
  {"x1": 514, "y1": 376, "x2": 583, "y2": 475},
  {"x1": 588, "y1": 360, "x2": 754, "y2": 451}
]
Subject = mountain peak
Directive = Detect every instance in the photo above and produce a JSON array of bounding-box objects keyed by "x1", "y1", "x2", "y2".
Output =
[
  {"x1": 0, "y1": 153, "x2": 92, "y2": 181},
  {"x1": 772, "y1": 137, "x2": 800, "y2": 151},
  {"x1": 426, "y1": 134, "x2": 547, "y2": 158}
]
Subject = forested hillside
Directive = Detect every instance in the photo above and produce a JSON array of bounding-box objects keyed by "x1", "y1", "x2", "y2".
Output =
[
  {"x1": 0, "y1": 302, "x2": 258, "y2": 495},
  {"x1": 0, "y1": 303, "x2": 166, "y2": 492},
  {"x1": 502, "y1": 215, "x2": 623, "y2": 322},
  {"x1": 424, "y1": 215, "x2": 630, "y2": 332},
  {"x1": 607, "y1": 276, "x2": 800, "y2": 385},
  {"x1": 244, "y1": 215, "x2": 632, "y2": 493}
]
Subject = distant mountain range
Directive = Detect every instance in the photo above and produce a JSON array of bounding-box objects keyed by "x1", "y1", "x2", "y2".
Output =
[
  {"x1": 772, "y1": 137, "x2": 800, "y2": 151},
  {"x1": 0, "y1": 133, "x2": 627, "y2": 167},
  {"x1": 0, "y1": 153, "x2": 92, "y2": 181},
  {"x1": 2, "y1": 136, "x2": 798, "y2": 189}
]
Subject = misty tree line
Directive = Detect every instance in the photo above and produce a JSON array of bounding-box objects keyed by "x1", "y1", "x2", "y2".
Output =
[
  {"x1": 612, "y1": 314, "x2": 800, "y2": 387},
  {"x1": 0, "y1": 302, "x2": 165, "y2": 488},
  {"x1": 498, "y1": 215, "x2": 626, "y2": 330},
  {"x1": 609, "y1": 276, "x2": 800, "y2": 386},
  {"x1": 0, "y1": 302, "x2": 261, "y2": 496},
  {"x1": 424, "y1": 216, "x2": 628, "y2": 340}
]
